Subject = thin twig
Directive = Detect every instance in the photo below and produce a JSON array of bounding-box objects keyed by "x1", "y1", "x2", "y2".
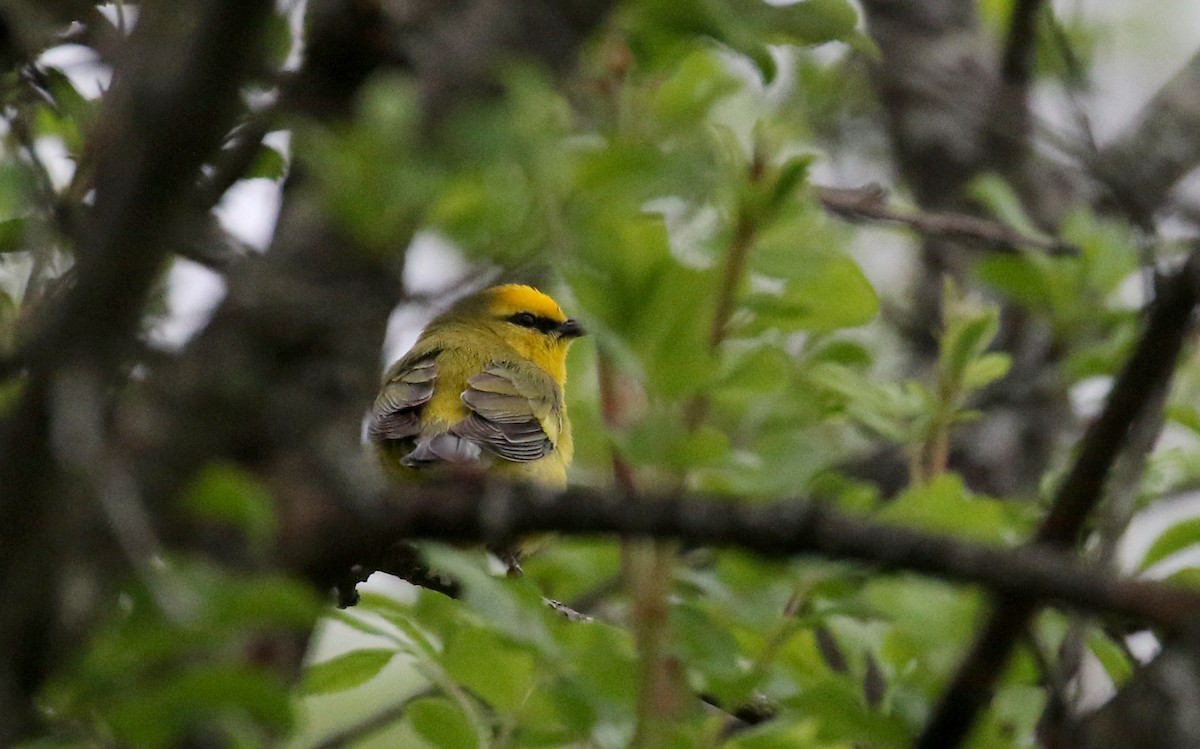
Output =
[
  {"x1": 543, "y1": 598, "x2": 593, "y2": 622},
  {"x1": 1044, "y1": 9, "x2": 1099, "y2": 157},
  {"x1": 815, "y1": 185, "x2": 1078, "y2": 256}
]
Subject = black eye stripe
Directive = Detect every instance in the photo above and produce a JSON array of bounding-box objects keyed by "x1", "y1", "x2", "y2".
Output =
[{"x1": 506, "y1": 312, "x2": 560, "y2": 333}]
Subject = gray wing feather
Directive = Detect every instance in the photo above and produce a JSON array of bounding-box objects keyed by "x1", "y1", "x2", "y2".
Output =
[
  {"x1": 454, "y1": 362, "x2": 560, "y2": 463},
  {"x1": 453, "y1": 414, "x2": 553, "y2": 462},
  {"x1": 402, "y1": 433, "x2": 484, "y2": 467},
  {"x1": 369, "y1": 353, "x2": 437, "y2": 441}
]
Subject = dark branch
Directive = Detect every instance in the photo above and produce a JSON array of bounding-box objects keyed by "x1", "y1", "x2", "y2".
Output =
[
  {"x1": 196, "y1": 110, "x2": 277, "y2": 209},
  {"x1": 1001, "y1": 0, "x2": 1045, "y2": 88},
  {"x1": 299, "y1": 478, "x2": 1200, "y2": 635},
  {"x1": 0, "y1": 0, "x2": 273, "y2": 741},
  {"x1": 916, "y1": 247, "x2": 1200, "y2": 749}
]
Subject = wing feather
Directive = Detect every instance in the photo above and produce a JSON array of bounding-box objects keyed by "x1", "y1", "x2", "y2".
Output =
[
  {"x1": 368, "y1": 352, "x2": 438, "y2": 441},
  {"x1": 455, "y1": 361, "x2": 563, "y2": 463}
]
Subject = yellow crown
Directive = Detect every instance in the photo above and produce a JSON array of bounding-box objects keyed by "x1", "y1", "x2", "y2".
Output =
[{"x1": 485, "y1": 284, "x2": 568, "y2": 322}]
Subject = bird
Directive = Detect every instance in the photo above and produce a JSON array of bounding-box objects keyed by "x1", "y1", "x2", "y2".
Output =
[{"x1": 368, "y1": 283, "x2": 585, "y2": 490}]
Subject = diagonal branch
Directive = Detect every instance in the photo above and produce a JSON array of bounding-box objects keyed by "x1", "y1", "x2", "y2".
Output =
[{"x1": 915, "y1": 247, "x2": 1200, "y2": 749}]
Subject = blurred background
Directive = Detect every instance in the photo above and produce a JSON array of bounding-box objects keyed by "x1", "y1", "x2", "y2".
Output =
[{"x1": 6, "y1": 1, "x2": 1200, "y2": 747}]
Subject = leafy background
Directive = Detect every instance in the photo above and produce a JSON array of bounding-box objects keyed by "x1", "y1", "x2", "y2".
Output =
[{"x1": 5, "y1": 0, "x2": 1200, "y2": 748}]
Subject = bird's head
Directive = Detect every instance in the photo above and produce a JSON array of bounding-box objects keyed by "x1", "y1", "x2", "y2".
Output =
[{"x1": 470, "y1": 284, "x2": 584, "y2": 382}]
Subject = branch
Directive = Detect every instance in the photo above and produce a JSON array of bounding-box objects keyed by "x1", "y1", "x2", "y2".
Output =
[
  {"x1": 0, "y1": 0, "x2": 273, "y2": 741},
  {"x1": 308, "y1": 479, "x2": 1200, "y2": 635},
  {"x1": 1000, "y1": 0, "x2": 1045, "y2": 88},
  {"x1": 916, "y1": 247, "x2": 1200, "y2": 749},
  {"x1": 196, "y1": 112, "x2": 277, "y2": 209},
  {"x1": 815, "y1": 185, "x2": 1077, "y2": 256},
  {"x1": 1099, "y1": 49, "x2": 1200, "y2": 227}
]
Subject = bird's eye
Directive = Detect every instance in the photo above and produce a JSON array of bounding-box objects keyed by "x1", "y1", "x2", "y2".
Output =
[{"x1": 510, "y1": 312, "x2": 538, "y2": 328}]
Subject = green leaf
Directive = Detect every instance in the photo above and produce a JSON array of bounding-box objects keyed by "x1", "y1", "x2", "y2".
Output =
[
  {"x1": 968, "y1": 173, "x2": 1041, "y2": 238},
  {"x1": 407, "y1": 696, "x2": 477, "y2": 749},
  {"x1": 723, "y1": 717, "x2": 822, "y2": 749},
  {"x1": 976, "y1": 254, "x2": 1054, "y2": 311},
  {"x1": 0, "y1": 218, "x2": 26, "y2": 254},
  {"x1": 442, "y1": 626, "x2": 536, "y2": 712},
  {"x1": 803, "y1": 362, "x2": 924, "y2": 444},
  {"x1": 245, "y1": 143, "x2": 287, "y2": 181},
  {"x1": 962, "y1": 352, "x2": 1011, "y2": 391},
  {"x1": 326, "y1": 608, "x2": 402, "y2": 641},
  {"x1": 981, "y1": 685, "x2": 1046, "y2": 747},
  {"x1": 719, "y1": 343, "x2": 795, "y2": 395},
  {"x1": 1168, "y1": 404, "x2": 1200, "y2": 437},
  {"x1": 204, "y1": 571, "x2": 319, "y2": 631},
  {"x1": 262, "y1": 9, "x2": 296, "y2": 67},
  {"x1": 672, "y1": 601, "x2": 749, "y2": 704},
  {"x1": 940, "y1": 299, "x2": 1000, "y2": 382},
  {"x1": 34, "y1": 67, "x2": 91, "y2": 150},
  {"x1": 421, "y1": 545, "x2": 557, "y2": 653},
  {"x1": 877, "y1": 474, "x2": 1020, "y2": 543},
  {"x1": 1164, "y1": 567, "x2": 1200, "y2": 588},
  {"x1": 741, "y1": 253, "x2": 878, "y2": 333},
  {"x1": 182, "y1": 463, "x2": 276, "y2": 547},
  {"x1": 618, "y1": 409, "x2": 732, "y2": 471},
  {"x1": 1139, "y1": 516, "x2": 1200, "y2": 571},
  {"x1": 768, "y1": 155, "x2": 813, "y2": 212},
  {"x1": 866, "y1": 576, "x2": 981, "y2": 654},
  {"x1": 762, "y1": 0, "x2": 861, "y2": 46},
  {"x1": 105, "y1": 664, "x2": 293, "y2": 748},
  {"x1": 622, "y1": 0, "x2": 860, "y2": 82},
  {"x1": 569, "y1": 212, "x2": 716, "y2": 398},
  {"x1": 785, "y1": 675, "x2": 909, "y2": 747},
  {"x1": 652, "y1": 48, "x2": 742, "y2": 130},
  {"x1": 300, "y1": 648, "x2": 396, "y2": 695},
  {"x1": 1087, "y1": 630, "x2": 1133, "y2": 685}
]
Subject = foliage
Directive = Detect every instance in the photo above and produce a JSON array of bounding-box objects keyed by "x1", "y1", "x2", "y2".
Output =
[{"x1": 4, "y1": 1, "x2": 1200, "y2": 748}]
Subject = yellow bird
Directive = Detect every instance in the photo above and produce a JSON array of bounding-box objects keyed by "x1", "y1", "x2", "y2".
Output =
[{"x1": 369, "y1": 284, "x2": 584, "y2": 489}]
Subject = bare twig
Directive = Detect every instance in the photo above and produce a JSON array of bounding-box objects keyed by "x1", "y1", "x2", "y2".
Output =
[
  {"x1": 815, "y1": 185, "x2": 1077, "y2": 256},
  {"x1": 543, "y1": 598, "x2": 593, "y2": 622},
  {"x1": 1044, "y1": 9, "x2": 1099, "y2": 156}
]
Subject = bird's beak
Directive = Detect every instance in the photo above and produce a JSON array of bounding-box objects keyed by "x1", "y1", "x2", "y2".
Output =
[{"x1": 556, "y1": 318, "x2": 585, "y2": 339}]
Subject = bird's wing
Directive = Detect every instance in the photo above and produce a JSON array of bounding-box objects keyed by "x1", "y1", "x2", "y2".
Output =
[
  {"x1": 454, "y1": 360, "x2": 563, "y2": 463},
  {"x1": 368, "y1": 350, "x2": 439, "y2": 441}
]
